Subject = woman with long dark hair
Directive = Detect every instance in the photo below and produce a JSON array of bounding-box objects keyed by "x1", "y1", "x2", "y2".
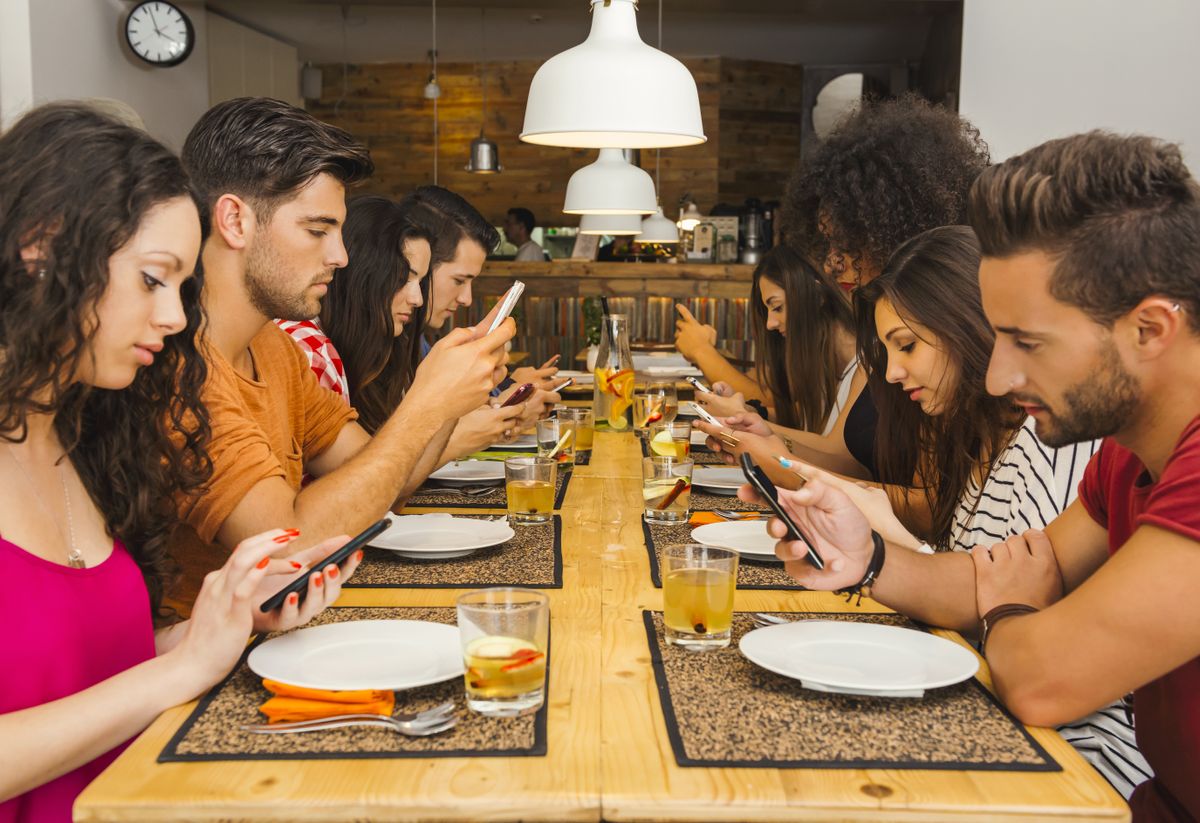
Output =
[{"x1": 0, "y1": 103, "x2": 359, "y2": 822}]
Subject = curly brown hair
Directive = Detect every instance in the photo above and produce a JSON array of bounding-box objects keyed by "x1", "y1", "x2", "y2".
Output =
[
  {"x1": 0, "y1": 103, "x2": 212, "y2": 616},
  {"x1": 783, "y1": 94, "x2": 991, "y2": 282}
]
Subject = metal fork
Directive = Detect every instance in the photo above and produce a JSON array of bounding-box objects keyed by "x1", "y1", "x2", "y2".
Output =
[
  {"x1": 750, "y1": 612, "x2": 793, "y2": 629},
  {"x1": 420, "y1": 485, "x2": 497, "y2": 497},
  {"x1": 712, "y1": 509, "x2": 769, "y2": 520},
  {"x1": 240, "y1": 701, "x2": 457, "y2": 736}
]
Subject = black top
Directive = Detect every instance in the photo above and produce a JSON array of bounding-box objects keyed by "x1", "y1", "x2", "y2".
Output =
[{"x1": 842, "y1": 386, "x2": 878, "y2": 481}]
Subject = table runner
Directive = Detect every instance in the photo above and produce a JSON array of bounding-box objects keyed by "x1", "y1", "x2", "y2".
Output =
[
  {"x1": 641, "y1": 518, "x2": 802, "y2": 590},
  {"x1": 158, "y1": 606, "x2": 548, "y2": 762},
  {"x1": 643, "y1": 610, "x2": 1059, "y2": 771},
  {"x1": 407, "y1": 466, "x2": 573, "y2": 510},
  {"x1": 347, "y1": 514, "x2": 563, "y2": 589}
]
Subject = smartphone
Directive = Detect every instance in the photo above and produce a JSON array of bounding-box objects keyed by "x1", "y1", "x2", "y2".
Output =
[
  {"x1": 738, "y1": 452, "x2": 824, "y2": 570},
  {"x1": 486, "y1": 281, "x2": 526, "y2": 334},
  {"x1": 543, "y1": 354, "x2": 562, "y2": 369},
  {"x1": 501, "y1": 382, "x2": 535, "y2": 407},
  {"x1": 550, "y1": 377, "x2": 574, "y2": 393},
  {"x1": 692, "y1": 403, "x2": 723, "y2": 427},
  {"x1": 686, "y1": 376, "x2": 713, "y2": 394},
  {"x1": 258, "y1": 518, "x2": 390, "y2": 613}
]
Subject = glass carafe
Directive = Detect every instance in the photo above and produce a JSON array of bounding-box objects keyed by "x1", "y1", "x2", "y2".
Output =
[{"x1": 592, "y1": 314, "x2": 635, "y2": 431}]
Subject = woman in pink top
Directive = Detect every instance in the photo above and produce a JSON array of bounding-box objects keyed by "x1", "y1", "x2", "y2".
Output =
[{"x1": 0, "y1": 104, "x2": 362, "y2": 823}]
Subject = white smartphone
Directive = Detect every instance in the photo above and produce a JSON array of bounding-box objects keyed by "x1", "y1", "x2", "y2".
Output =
[
  {"x1": 486, "y1": 280, "x2": 526, "y2": 334},
  {"x1": 693, "y1": 403, "x2": 742, "y2": 449},
  {"x1": 686, "y1": 376, "x2": 713, "y2": 394},
  {"x1": 692, "y1": 403, "x2": 722, "y2": 427}
]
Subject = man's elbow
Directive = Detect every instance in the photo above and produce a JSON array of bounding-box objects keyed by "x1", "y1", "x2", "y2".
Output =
[{"x1": 997, "y1": 678, "x2": 1082, "y2": 728}]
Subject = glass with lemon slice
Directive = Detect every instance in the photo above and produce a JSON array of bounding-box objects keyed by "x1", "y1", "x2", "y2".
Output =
[
  {"x1": 457, "y1": 588, "x2": 550, "y2": 716},
  {"x1": 642, "y1": 455, "x2": 695, "y2": 524},
  {"x1": 648, "y1": 421, "x2": 692, "y2": 460}
]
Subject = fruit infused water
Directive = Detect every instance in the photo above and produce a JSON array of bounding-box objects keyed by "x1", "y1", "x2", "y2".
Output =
[
  {"x1": 464, "y1": 636, "x2": 547, "y2": 702},
  {"x1": 660, "y1": 545, "x2": 739, "y2": 649},
  {"x1": 457, "y1": 588, "x2": 550, "y2": 716},
  {"x1": 642, "y1": 456, "x2": 694, "y2": 524}
]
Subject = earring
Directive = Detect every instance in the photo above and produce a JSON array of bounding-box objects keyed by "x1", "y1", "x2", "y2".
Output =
[{"x1": 37, "y1": 268, "x2": 47, "y2": 280}]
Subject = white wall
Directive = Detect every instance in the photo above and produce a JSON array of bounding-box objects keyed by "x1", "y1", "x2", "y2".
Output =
[
  {"x1": 0, "y1": 0, "x2": 35, "y2": 129},
  {"x1": 24, "y1": 0, "x2": 209, "y2": 149},
  {"x1": 207, "y1": 11, "x2": 300, "y2": 108},
  {"x1": 960, "y1": 0, "x2": 1200, "y2": 167}
]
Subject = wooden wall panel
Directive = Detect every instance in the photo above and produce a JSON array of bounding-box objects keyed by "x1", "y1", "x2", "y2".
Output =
[{"x1": 717, "y1": 58, "x2": 804, "y2": 207}]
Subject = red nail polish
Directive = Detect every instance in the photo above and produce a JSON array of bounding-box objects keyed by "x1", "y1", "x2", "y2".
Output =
[
  {"x1": 283, "y1": 528, "x2": 301, "y2": 537},
  {"x1": 272, "y1": 534, "x2": 297, "y2": 544},
  {"x1": 328, "y1": 566, "x2": 339, "y2": 580},
  {"x1": 290, "y1": 561, "x2": 303, "y2": 570},
  {"x1": 354, "y1": 549, "x2": 363, "y2": 563},
  {"x1": 287, "y1": 592, "x2": 299, "y2": 605},
  {"x1": 313, "y1": 574, "x2": 323, "y2": 588},
  {"x1": 256, "y1": 556, "x2": 270, "y2": 569}
]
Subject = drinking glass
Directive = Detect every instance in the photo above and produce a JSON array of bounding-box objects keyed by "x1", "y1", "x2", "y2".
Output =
[
  {"x1": 647, "y1": 420, "x2": 692, "y2": 460},
  {"x1": 661, "y1": 544, "x2": 738, "y2": 649},
  {"x1": 558, "y1": 408, "x2": 594, "y2": 462},
  {"x1": 642, "y1": 455, "x2": 694, "y2": 524},
  {"x1": 633, "y1": 392, "x2": 667, "y2": 431},
  {"x1": 505, "y1": 456, "x2": 556, "y2": 524},
  {"x1": 536, "y1": 417, "x2": 573, "y2": 465},
  {"x1": 648, "y1": 380, "x2": 679, "y2": 424},
  {"x1": 457, "y1": 587, "x2": 550, "y2": 716}
]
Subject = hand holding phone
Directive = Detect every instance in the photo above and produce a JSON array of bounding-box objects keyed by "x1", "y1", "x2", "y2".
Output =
[
  {"x1": 485, "y1": 281, "x2": 526, "y2": 335},
  {"x1": 693, "y1": 404, "x2": 741, "y2": 449},
  {"x1": 549, "y1": 377, "x2": 574, "y2": 393},
  {"x1": 738, "y1": 453, "x2": 824, "y2": 570},
  {"x1": 686, "y1": 376, "x2": 713, "y2": 394},
  {"x1": 258, "y1": 518, "x2": 390, "y2": 613},
  {"x1": 501, "y1": 382, "x2": 535, "y2": 407}
]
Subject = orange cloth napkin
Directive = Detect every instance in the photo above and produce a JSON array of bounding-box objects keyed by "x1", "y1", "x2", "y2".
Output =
[
  {"x1": 258, "y1": 679, "x2": 395, "y2": 724},
  {"x1": 688, "y1": 512, "x2": 726, "y2": 526}
]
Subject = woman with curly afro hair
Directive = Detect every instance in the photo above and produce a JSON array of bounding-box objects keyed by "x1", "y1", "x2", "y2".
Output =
[{"x1": 696, "y1": 94, "x2": 990, "y2": 492}]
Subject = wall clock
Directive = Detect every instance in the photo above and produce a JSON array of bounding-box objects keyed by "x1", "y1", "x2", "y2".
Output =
[{"x1": 125, "y1": 1, "x2": 195, "y2": 68}]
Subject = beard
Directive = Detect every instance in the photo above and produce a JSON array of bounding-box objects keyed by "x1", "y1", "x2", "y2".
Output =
[
  {"x1": 244, "y1": 235, "x2": 327, "y2": 321},
  {"x1": 1026, "y1": 337, "x2": 1140, "y2": 448}
]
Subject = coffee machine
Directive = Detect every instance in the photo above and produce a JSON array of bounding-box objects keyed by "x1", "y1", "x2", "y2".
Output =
[{"x1": 740, "y1": 199, "x2": 765, "y2": 265}]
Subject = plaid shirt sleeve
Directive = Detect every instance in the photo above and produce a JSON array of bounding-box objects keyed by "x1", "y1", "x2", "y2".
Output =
[{"x1": 275, "y1": 319, "x2": 351, "y2": 402}]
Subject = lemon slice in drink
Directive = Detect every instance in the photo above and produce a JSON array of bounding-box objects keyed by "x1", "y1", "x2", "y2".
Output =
[
  {"x1": 465, "y1": 635, "x2": 537, "y2": 660},
  {"x1": 649, "y1": 428, "x2": 679, "y2": 456}
]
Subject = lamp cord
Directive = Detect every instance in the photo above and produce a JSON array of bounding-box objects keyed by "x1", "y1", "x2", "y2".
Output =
[{"x1": 431, "y1": 0, "x2": 438, "y2": 184}]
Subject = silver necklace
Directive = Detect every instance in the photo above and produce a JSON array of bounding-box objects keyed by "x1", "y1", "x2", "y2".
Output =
[{"x1": 4, "y1": 444, "x2": 87, "y2": 569}]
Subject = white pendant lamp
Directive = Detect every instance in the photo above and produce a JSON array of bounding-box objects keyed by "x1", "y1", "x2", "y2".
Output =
[
  {"x1": 521, "y1": 0, "x2": 705, "y2": 149},
  {"x1": 678, "y1": 201, "x2": 703, "y2": 231},
  {"x1": 639, "y1": 206, "x2": 679, "y2": 243},
  {"x1": 579, "y1": 213, "x2": 644, "y2": 236},
  {"x1": 564, "y1": 149, "x2": 656, "y2": 215}
]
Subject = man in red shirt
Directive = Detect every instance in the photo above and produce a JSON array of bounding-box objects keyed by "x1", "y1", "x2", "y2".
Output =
[{"x1": 761, "y1": 132, "x2": 1200, "y2": 821}]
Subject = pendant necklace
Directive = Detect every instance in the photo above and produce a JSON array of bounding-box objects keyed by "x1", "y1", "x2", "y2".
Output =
[{"x1": 4, "y1": 444, "x2": 87, "y2": 569}]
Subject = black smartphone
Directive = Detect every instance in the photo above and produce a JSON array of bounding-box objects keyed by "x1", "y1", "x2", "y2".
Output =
[
  {"x1": 501, "y1": 382, "x2": 536, "y2": 407},
  {"x1": 258, "y1": 518, "x2": 390, "y2": 613},
  {"x1": 738, "y1": 452, "x2": 824, "y2": 570},
  {"x1": 686, "y1": 376, "x2": 713, "y2": 394}
]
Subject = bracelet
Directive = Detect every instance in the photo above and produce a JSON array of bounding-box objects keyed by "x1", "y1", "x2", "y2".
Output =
[
  {"x1": 835, "y1": 530, "x2": 886, "y2": 606},
  {"x1": 747, "y1": 399, "x2": 769, "y2": 421},
  {"x1": 979, "y1": 603, "x2": 1039, "y2": 657}
]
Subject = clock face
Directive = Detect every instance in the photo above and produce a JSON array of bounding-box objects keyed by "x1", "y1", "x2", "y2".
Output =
[{"x1": 125, "y1": 1, "x2": 194, "y2": 67}]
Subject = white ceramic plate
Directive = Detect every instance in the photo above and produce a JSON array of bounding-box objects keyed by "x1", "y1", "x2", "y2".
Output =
[
  {"x1": 372, "y1": 513, "x2": 514, "y2": 559},
  {"x1": 739, "y1": 621, "x2": 979, "y2": 696},
  {"x1": 690, "y1": 430, "x2": 713, "y2": 446},
  {"x1": 247, "y1": 620, "x2": 463, "y2": 691},
  {"x1": 691, "y1": 466, "x2": 746, "y2": 493},
  {"x1": 488, "y1": 433, "x2": 537, "y2": 450},
  {"x1": 691, "y1": 520, "x2": 780, "y2": 561},
  {"x1": 427, "y1": 460, "x2": 505, "y2": 485},
  {"x1": 557, "y1": 369, "x2": 593, "y2": 385}
]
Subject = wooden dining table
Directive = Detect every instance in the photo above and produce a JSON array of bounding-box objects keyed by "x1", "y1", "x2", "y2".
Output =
[{"x1": 74, "y1": 428, "x2": 1129, "y2": 822}]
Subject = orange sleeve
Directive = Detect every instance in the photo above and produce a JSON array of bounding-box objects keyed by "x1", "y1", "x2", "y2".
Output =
[{"x1": 177, "y1": 370, "x2": 288, "y2": 544}]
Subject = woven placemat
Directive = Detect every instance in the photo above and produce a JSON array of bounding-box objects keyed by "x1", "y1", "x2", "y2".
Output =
[
  {"x1": 641, "y1": 518, "x2": 801, "y2": 590},
  {"x1": 158, "y1": 606, "x2": 547, "y2": 762},
  {"x1": 688, "y1": 487, "x2": 766, "y2": 512},
  {"x1": 644, "y1": 610, "x2": 1059, "y2": 771},
  {"x1": 407, "y1": 467, "x2": 572, "y2": 510},
  {"x1": 346, "y1": 515, "x2": 562, "y2": 589}
]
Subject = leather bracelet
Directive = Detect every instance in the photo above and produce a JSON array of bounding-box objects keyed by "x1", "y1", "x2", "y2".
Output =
[
  {"x1": 835, "y1": 530, "x2": 885, "y2": 606},
  {"x1": 979, "y1": 603, "x2": 1038, "y2": 657},
  {"x1": 747, "y1": 398, "x2": 769, "y2": 421}
]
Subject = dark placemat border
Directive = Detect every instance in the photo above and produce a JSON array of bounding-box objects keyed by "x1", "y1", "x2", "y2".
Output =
[
  {"x1": 158, "y1": 607, "x2": 550, "y2": 763},
  {"x1": 410, "y1": 467, "x2": 574, "y2": 511},
  {"x1": 641, "y1": 517, "x2": 802, "y2": 590},
  {"x1": 344, "y1": 515, "x2": 563, "y2": 590},
  {"x1": 641, "y1": 610, "x2": 1060, "y2": 773}
]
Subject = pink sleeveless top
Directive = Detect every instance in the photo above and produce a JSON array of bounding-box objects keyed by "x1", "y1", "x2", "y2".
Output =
[{"x1": 0, "y1": 536, "x2": 156, "y2": 823}]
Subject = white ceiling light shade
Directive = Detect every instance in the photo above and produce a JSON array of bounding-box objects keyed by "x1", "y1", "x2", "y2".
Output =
[
  {"x1": 564, "y1": 149, "x2": 657, "y2": 215},
  {"x1": 678, "y1": 202, "x2": 703, "y2": 231},
  {"x1": 639, "y1": 207, "x2": 679, "y2": 244},
  {"x1": 520, "y1": 0, "x2": 705, "y2": 149},
  {"x1": 579, "y1": 214, "x2": 644, "y2": 236}
]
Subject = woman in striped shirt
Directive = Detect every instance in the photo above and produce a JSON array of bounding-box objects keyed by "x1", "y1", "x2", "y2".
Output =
[{"x1": 808, "y1": 225, "x2": 1148, "y2": 796}]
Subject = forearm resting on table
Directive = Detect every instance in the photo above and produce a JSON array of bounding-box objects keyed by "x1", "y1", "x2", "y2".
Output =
[
  {"x1": 780, "y1": 428, "x2": 872, "y2": 481},
  {"x1": 0, "y1": 653, "x2": 197, "y2": 802},
  {"x1": 393, "y1": 419, "x2": 457, "y2": 507},
  {"x1": 870, "y1": 546, "x2": 980, "y2": 634},
  {"x1": 692, "y1": 346, "x2": 766, "y2": 403}
]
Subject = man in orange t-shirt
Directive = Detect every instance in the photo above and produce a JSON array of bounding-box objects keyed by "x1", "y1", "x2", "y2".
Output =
[{"x1": 170, "y1": 98, "x2": 515, "y2": 606}]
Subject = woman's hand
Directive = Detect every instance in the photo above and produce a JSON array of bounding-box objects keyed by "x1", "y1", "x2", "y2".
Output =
[
  {"x1": 250, "y1": 535, "x2": 363, "y2": 634},
  {"x1": 451, "y1": 404, "x2": 527, "y2": 455},
  {"x1": 674, "y1": 304, "x2": 718, "y2": 363},
  {"x1": 695, "y1": 384, "x2": 747, "y2": 418},
  {"x1": 510, "y1": 355, "x2": 561, "y2": 391},
  {"x1": 737, "y1": 477, "x2": 875, "y2": 590},
  {"x1": 515, "y1": 388, "x2": 562, "y2": 428}
]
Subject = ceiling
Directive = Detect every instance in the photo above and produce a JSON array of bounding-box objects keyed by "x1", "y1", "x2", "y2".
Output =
[{"x1": 231, "y1": 0, "x2": 954, "y2": 15}]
